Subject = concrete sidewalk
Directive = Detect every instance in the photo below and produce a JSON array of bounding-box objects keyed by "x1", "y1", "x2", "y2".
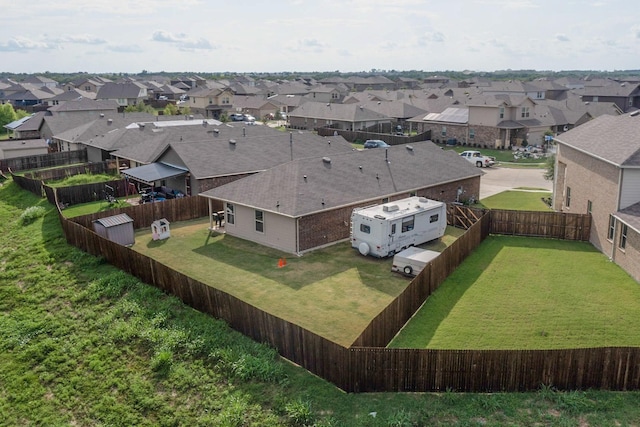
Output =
[{"x1": 479, "y1": 167, "x2": 552, "y2": 200}]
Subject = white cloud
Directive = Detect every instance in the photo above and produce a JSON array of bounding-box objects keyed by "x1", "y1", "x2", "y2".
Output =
[
  {"x1": 0, "y1": 36, "x2": 58, "y2": 52},
  {"x1": 151, "y1": 30, "x2": 213, "y2": 50},
  {"x1": 52, "y1": 34, "x2": 107, "y2": 45},
  {"x1": 556, "y1": 34, "x2": 570, "y2": 42}
]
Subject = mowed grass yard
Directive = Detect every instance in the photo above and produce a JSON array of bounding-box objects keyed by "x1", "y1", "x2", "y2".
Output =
[
  {"x1": 390, "y1": 235, "x2": 640, "y2": 350},
  {"x1": 480, "y1": 189, "x2": 553, "y2": 211},
  {"x1": 132, "y1": 219, "x2": 465, "y2": 346}
]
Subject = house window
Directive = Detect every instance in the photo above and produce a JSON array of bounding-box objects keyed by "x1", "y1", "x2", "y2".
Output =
[
  {"x1": 499, "y1": 107, "x2": 504, "y2": 119},
  {"x1": 565, "y1": 187, "x2": 571, "y2": 208},
  {"x1": 409, "y1": 191, "x2": 416, "y2": 197},
  {"x1": 391, "y1": 224, "x2": 396, "y2": 234},
  {"x1": 441, "y1": 126, "x2": 447, "y2": 137},
  {"x1": 401, "y1": 216, "x2": 415, "y2": 232},
  {"x1": 85, "y1": 86, "x2": 91, "y2": 91},
  {"x1": 117, "y1": 98, "x2": 125, "y2": 105},
  {"x1": 192, "y1": 98, "x2": 196, "y2": 104},
  {"x1": 608, "y1": 215, "x2": 615, "y2": 240},
  {"x1": 382, "y1": 197, "x2": 389, "y2": 203},
  {"x1": 430, "y1": 214, "x2": 439, "y2": 223},
  {"x1": 469, "y1": 129, "x2": 475, "y2": 139},
  {"x1": 208, "y1": 98, "x2": 213, "y2": 105},
  {"x1": 587, "y1": 200, "x2": 592, "y2": 214},
  {"x1": 226, "y1": 203, "x2": 235, "y2": 225},
  {"x1": 521, "y1": 107, "x2": 530, "y2": 118},
  {"x1": 593, "y1": 96, "x2": 599, "y2": 102},
  {"x1": 332, "y1": 92, "x2": 339, "y2": 99},
  {"x1": 222, "y1": 96, "x2": 230, "y2": 104},
  {"x1": 536, "y1": 91, "x2": 543, "y2": 99},
  {"x1": 620, "y1": 224, "x2": 628, "y2": 249},
  {"x1": 360, "y1": 224, "x2": 371, "y2": 234},
  {"x1": 255, "y1": 210, "x2": 264, "y2": 233}
]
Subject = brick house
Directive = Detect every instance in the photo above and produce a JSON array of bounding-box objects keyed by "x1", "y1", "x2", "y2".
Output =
[
  {"x1": 553, "y1": 112, "x2": 640, "y2": 283},
  {"x1": 200, "y1": 141, "x2": 481, "y2": 255},
  {"x1": 288, "y1": 101, "x2": 392, "y2": 131}
]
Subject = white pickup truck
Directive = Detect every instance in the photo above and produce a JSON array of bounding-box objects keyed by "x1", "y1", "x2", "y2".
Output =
[{"x1": 460, "y1": 150, "x2": 496, "y2": 168}]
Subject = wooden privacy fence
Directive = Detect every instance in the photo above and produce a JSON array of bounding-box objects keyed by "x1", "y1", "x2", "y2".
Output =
[
  {"x1": 490, "y1": 209, "x2": 591, "y2": 240},
  {"x1": 59, "y1": 198, "x2": 632, "y2": 393},
  {"x1": 70, "y1": 195, "x2": 211, "y2": 230},
  {"x1": 10, "y1": 160, "x2": 118, "y2": 199},
  {"x1": 0, "y1": 149, "x2": 88, "y2": 173},
  {"x1": 49, "y1": 179, "x2": 129, "y2": 206},
  {"x1": 23, "y1": 158, "x2": 115, "y2": 181},
  {"x1": 316, "y1": 127, "x2": 431, "y2": 145},
  {"x1": 347, "y1": 346, "x2": 640, "y2": 392}
]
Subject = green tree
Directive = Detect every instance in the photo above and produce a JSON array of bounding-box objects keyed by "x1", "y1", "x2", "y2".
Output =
[
  {"x1": 0, "y1": 103, "x2": 18, "y2": 132},
  {"x1": 178, "y1": 105, "x2": 191, "y2": 116},
  {"x1": 163, "y1": 103, "x2": 179, "y2": 116},
  {"x1": 124, "y1": 103, "x2": 156, "y2": 114},
  {"x1": 544, "y1": 154, "x2": 555, "y2": 181}
]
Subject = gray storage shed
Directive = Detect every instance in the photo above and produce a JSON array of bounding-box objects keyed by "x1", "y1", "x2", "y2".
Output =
[{"x1": 92, "y1": 213, "x2": 135, "y2": 246}]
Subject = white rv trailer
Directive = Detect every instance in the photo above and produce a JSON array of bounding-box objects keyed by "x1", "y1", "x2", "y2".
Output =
[{"x1": 350, "y1": 196, "x2": 447, "y2": 258}]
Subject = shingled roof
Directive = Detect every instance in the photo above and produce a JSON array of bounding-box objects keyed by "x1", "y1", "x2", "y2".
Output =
[
  {"x1": 200, "y1": 141, "x2": 480, "y2": 217},
  {"x1": 554, "y1": 112, "x2": 640, "y2": 167}
]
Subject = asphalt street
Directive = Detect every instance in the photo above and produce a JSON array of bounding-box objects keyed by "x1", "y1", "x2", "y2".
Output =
[{"x1": 479, "y1": 166, "x2": 552, "y2": 200}]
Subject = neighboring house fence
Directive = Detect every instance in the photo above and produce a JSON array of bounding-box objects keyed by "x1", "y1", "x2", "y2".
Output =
[
  {"x1": 316, "y1": 128, "x2": 431, "y2": 145},
  {"x1": 0, "y1": 149, "x2": 88, "y2": 173},
  {"x1": 52, "y1": 197, "x2": 630, "y2": 393},
  {"x1": 11, "y1": 160, "x2": 121, "y2": 202}
]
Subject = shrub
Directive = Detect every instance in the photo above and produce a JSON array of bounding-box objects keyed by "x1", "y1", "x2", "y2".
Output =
[
  {"x1": 283, "y1": 398, "x2": 312, "y2": 426},
  {"x1": 19, "y1": 206, "x2": 47, "y2": 225},
  {"x1": 150, "y1": 350, "x2": 173, "y2": 376}
]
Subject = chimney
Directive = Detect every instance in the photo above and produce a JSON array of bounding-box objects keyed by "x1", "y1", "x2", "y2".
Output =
[{"x1": 107, "y1": 119, "x2": 113, "y2": 125}]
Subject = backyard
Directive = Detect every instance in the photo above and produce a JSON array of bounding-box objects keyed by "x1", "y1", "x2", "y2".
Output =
[
  {"x1": 132, "y1": 219, "x2": 464, "y2": 346},
  {"x1": 390, "y1": 235, "x2": 640, "y2": 349}
]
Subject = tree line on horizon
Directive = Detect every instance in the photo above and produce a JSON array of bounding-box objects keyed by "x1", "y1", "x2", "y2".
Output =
[{"x1": 1, "y1": 69, "x2": 640, "y2": 85}]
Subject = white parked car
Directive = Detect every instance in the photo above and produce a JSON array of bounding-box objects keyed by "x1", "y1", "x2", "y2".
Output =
[{"x1": 460, "y1": 150, "x2": 495, "y2": 168}]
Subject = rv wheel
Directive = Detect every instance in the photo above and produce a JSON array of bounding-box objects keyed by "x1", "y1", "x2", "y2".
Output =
[
  {"x1": 403, "y1": 266, "x2": 413, "y2": 275},
  {"x1": 358, "y1": 242, "x2": 370, "y2": 256}
]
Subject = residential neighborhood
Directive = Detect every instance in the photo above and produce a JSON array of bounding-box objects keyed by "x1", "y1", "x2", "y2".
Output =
[{"x1": 2, "y1": 71, "x2": 640, "y2": 283}]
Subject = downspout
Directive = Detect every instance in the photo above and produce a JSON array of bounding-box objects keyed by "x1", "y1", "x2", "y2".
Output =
[
  {"x1": 611, "y1": 168, "x2": 624, "y2": 262},
  {"x1": 208, "y1": 198, "x2": 214, "y2": 231},
  {"x1": 295, "y1": 217, "x2": 300, "y2": 255}
]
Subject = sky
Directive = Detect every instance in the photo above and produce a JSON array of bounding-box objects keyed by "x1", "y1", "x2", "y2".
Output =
[{"x1": 1, "y1": 0, "x2": 638, "y2": 74}]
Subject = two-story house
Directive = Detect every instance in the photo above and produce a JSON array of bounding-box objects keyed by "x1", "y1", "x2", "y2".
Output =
[
  {"x1": 96, "y1": 82, "x2": 148, "y2": 110},
  {"x1": 553, "y1": 112, "x2": 640, "y2": 283},
  {"x1": 188, "y1": 87, "x2": 234, "y2": 118}
]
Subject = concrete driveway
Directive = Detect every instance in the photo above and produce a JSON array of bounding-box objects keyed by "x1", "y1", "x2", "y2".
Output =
[{"x1": 479, "y1": 167, "x2": 552, "y2": 200}]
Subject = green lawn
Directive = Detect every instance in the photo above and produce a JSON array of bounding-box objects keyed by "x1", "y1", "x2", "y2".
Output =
[
  {"x1": 132, "y1": 220, "x2": 463, "y2": 346},
  {"x1": 4, "y1": 179, "x2": 640, "y2": 425},
  {"x1": 61, "y1": 196, "x2": 131, "y2": 217},
  {"x1": 479, "y1": 189, "x2": 552, "y2": 211},
  {"x1": 390, "y1": 236, "x2": 640, "y2": 350}
]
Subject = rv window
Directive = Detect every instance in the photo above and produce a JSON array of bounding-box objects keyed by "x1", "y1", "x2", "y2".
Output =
[
  {"x1": 360, "y1": 224, "x2": 371, "y2": 234},
  {"x1": 401, "y1": 216, "x2": 414, "y2": 232},
  {"x1": 391, "y1": 224, "x2": 396, "y2": 234},
  {"x1": 430, "y1": 214, "x2": 439, "y2": 223}
]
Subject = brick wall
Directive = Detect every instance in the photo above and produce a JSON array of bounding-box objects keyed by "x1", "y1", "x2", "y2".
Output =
[
  {"x1": 297, "y1": 177, "x2": 480, "y2": 252},
  {"x1": 613, "y1": 227, "x2": 640, "y2": 283},
  {"x1": 555, "y1": 144, "x2": 619, "y2": 254}
]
